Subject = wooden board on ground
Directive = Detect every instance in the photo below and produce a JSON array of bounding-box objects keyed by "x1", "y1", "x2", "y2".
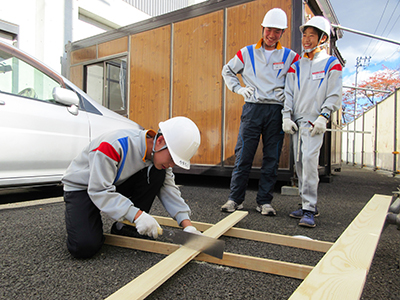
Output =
[
  {"x1": 105, "y1": 210, "x2": 248, "y2": 300},
  {"x1": 105, "y1": 194, "x2": 391, "y2": 299},
  {"x1": 153, "y1": 216, "x2": 333, "y2": 253},
  {"x1": 104, "y1": 234, "x2": 313, "y2": 280},
  {"x1": 289, "y1": 194, "x2": 392, "y2": 300}
]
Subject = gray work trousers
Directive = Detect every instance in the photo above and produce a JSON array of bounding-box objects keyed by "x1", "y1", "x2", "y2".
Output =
[{"x1": 292, "y1": 121, "x2": 324, "y2": 212}]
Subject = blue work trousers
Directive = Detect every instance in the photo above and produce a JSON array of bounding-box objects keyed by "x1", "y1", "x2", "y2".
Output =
[{"x1": 229, "y1": 103, "x2": 284, "y2": 205}]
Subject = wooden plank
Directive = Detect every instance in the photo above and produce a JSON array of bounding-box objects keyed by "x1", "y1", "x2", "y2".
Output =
[
  {"x1": 104, "y1": 234, "x2": 313, "y2": 280},
  {"x1": 289, "y1": 194, "x2": 392, "y2": 300},
  {"x1": 153, "y1": 216, "x2": 333, "y2": 252},
  {"x1": 104, "y1": 234, "x2": 178, "y2": 255},
  {"x1": 105, "y1": 211, "x2": 248, "y2": 300},
  {"x1": 197, "y1": 251, "x2": 312, "y2": 280}
]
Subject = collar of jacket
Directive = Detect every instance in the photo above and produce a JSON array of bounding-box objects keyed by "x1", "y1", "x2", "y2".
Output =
[
  {"x1": 143, "y1": 129, "x2": 157, "y2": 162},
  {"x1": 255, "y1": 39, "x2": 283, "y2": 50},
  {"x1": 303, "y1": 48, "x2": 327, "y2": 60}
]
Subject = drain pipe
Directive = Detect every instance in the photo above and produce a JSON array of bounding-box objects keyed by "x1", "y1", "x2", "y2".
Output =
[
  {"x1": 393, "y1": 89, "x2": 398, "y2": 176},
  {"x1": 374, "y1": 105, "x2": 378, "y2": 170}
]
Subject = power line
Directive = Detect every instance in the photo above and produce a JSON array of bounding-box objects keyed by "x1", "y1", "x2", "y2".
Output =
[
  {"x1": 369, "y1": 0, "x2": 400, "y2": 57},
  {"x1": 385, "y1": 7, "x2": 400, "y2": 38},
  {"x1": 378, "y1": 0, "x2": 400, "y2": 37},
  {"x1": 363, "y1": 0, "x2": 390, "y2": 56},
  {"x1": 368, "y1": 46, "x2": 400, "y2": 67}
]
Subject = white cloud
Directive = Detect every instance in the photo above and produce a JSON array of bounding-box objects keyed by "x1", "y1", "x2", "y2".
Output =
[
  {"x1": 331, "y1": 0, "x2": 400, "y2": 77},
  {"x1": 342, "y1": 69, "x2": 374, "y2": 87}
]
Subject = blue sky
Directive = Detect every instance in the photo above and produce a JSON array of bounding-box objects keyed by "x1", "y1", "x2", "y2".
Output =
[{"x1": 329, "y1": 0, "x2": 400, "y2": 87}]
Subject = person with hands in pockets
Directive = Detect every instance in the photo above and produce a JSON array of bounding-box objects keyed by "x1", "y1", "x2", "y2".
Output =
[
  {"x1": 282, "y1": 16, "x2": 342, "y2": 228},
  {"x1": 62, "y1": 116, "x2": 201, "y2": 258},
  {"x1": 220, "y1": 8, "x2": 300, "y2": 216}
]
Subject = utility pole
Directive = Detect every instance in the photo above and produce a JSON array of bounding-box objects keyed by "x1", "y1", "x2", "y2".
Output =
[{"x1": 353, "y1": 56, "x2": 371, "y2": 165}]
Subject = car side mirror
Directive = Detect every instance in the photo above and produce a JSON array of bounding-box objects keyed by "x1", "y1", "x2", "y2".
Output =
[{"x1": 52, "y1": 87, "x2": 80, "y2": 106}]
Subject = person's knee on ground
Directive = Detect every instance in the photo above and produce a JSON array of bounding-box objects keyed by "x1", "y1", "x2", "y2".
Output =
[{"x1": 67, "y1": 233, "x2": 104, "y2": 259}]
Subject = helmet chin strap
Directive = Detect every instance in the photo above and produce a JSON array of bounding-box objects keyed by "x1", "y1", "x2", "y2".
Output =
[
  {"x1": 303, "y1": 35, "x2": 328, "y2": 53},
  {"x1": 151, "y1": 137, "x2": 156, "y2": 161},
  {"x1": 150, "y1": 132, "x2": 159, "y2": 162}
]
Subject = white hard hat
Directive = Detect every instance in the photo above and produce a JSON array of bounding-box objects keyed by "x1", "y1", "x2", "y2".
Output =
[
  {"x1": 299, "y1": 16, "x2": 331, "y2": 38},
  {"x1": 261, "y1": 8, "x2": 287, "y2": 29},
  {"x1": 158, "y1": 116, "x2": 201, "y2": 170}
]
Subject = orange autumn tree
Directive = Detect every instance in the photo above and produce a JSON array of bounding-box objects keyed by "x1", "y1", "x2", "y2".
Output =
[{"x1": 342, "y1": 66, "x2": 400, "y2": 123}]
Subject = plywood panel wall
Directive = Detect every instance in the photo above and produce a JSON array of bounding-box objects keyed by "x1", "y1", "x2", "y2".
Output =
[
  {"x1": 69, "y1": 65, "x2": 83, "y2": 90},
  {"x1": 173, "y1": 11, "x2": 224, "y2": 165},
  {"x1": 129, "y1": 26, "x2": 171, "y2": 130},
  {"x1": 98, "y1": 37, "x2": 128, "y2": 58},
  {"x1": 224, "y1": 0, "x2": 292, "y2": 168},
  {"x1": 70, "y1": 45, "x2": 97, "y2": 65}
]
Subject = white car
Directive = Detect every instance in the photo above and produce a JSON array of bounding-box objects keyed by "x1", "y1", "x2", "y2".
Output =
[{"x1": 0, "y1": 41, "x2": 141, "y2": 188}]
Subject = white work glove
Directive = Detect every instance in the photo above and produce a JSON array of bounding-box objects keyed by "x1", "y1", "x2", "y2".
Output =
[
  {"x1": 134, "y1": 212, "x2": 161, "y2": 238},
  {"x1": 236, "y1": 86, "x2": 254, "y2": 99},
  {"x1": 183, "y1": 225, "x2": 202, "y2": 235},
  {"x1": 309, "y1": 116, "x2": 327, "y2": 137},
  {"x1": 282, "y1": 118, "x2": 298, "y2": 134}
]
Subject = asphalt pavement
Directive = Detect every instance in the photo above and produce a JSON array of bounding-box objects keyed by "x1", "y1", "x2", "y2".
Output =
[{"x1": 1, "y1": 164, "x2": 400, "y2": 299}]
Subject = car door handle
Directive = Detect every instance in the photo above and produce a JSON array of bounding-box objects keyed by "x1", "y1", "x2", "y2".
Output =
[{"x1": 0, "y1": 100, "x2": 5, "y2": 105}]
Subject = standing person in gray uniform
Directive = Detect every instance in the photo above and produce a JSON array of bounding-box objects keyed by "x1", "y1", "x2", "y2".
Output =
[
  {"x1": 220, "y1": 8, "x2": 300, "y2": 216},
  {"x1": 62, "y1": 116, "x2": 201, "y2": 258},
  {"x1": 282, "y1": 16, "x2": 342, "y2": 227}
]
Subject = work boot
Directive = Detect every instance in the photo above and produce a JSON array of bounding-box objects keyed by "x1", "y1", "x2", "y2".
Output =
[
  {"x1": 298, "y1": 211, "x2": 316, "y2": 228},
  {"x1": 110, "y1": 222, "x2": 154, "y2": 240},
  {"x1": 289, "y1": 207, "x2": 319, "y2": 219},
  {"x1": 221, "y1": 200, "x2": 243, "y2": 213},
  {"x1": 256, "y1": 204, "x2": 276, "y2": 216}
]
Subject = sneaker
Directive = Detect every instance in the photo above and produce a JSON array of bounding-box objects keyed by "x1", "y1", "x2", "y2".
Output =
[
  {"x1": 289, "y1": 207, "x2": 319, "y2": 219},
  {"x1": 110, "y1": 222, "x2": 154, "y2": 240},
  {"x1": 221, "y1": 200, "x2": 243, "y2": 213},
  {"x1": 256, "y1": 204, "x2": 276, "y2": 216},
  {"x1": 298, "y1": 211, "x2": 316, "y2": 228}
]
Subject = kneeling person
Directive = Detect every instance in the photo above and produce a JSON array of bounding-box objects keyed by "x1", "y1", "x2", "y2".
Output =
[{"x1": 62, "y1": 117, "x2": 201, "y2": 258}]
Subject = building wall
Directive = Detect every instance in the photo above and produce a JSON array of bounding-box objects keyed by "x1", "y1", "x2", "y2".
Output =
[
  {"x1": 66, "y1": 0, "x2": 343, "y2": 179},
  {"x1": 68, "y1": 0, "x2": 294, "y2": 175}
]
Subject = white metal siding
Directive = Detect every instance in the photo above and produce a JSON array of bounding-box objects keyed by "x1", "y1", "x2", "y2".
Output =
[
  {"x1": 123, "y1": 0, "x2": 191, "y2": 16},
  {"x1": 342, "y1": 90, "x2": 400, "y2": 174}
]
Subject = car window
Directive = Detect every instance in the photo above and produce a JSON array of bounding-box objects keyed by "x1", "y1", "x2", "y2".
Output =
[{"x1": 0, "y1": 49, "x2": 61, "y2": 103}]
